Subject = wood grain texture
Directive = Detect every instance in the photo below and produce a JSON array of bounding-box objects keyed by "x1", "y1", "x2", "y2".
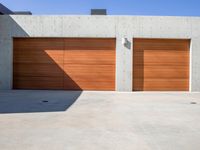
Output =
[
  {"x1": 13, "y1": 38, "x2": 64, "y2": 89},
  {"x1": 63, "y1": 38, "x2": 115, "y2": 90},
  {"x1": 133, "y1": 38, "x2": 190, "y2": 91},
  {"x1": 13, "y1": 38, "x2": 115, "y2": 90}
]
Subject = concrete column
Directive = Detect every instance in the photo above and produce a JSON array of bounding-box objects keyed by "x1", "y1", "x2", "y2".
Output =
[
  {"x1": 190, "y1": 38, "x2": 200, "y2": 91},
  {"x1": 116, "y1": 36, "x2": 133, "y2": 91}
]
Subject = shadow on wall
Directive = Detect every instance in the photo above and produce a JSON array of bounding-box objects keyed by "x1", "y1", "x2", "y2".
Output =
[
  {"x1": 0, "y1": 16, "x2": 28, "y2": 89},
  {"x1": 0, "y1": 16, "x2": 82, "y2": 113}
]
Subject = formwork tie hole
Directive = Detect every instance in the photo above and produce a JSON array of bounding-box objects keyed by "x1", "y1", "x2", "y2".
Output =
[
  {"x1": 42, "y1": 100, "x2": 49, "y2": 103},
  {"x1": 190, "y1": 102, "x2": 197, "y2": 104}
]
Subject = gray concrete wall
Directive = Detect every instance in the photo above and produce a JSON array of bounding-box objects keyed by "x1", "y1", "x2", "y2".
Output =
[{"x1": 0, "y1": 15, "x2": 200, "y2": 91}]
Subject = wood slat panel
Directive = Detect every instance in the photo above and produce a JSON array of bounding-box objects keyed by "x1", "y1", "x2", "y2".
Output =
[
  {"x1": 64, "y1": 50, "x2": 115, "y2": 65},
  {"x1": 13, "y1": 50, "x2": 63, "y2": 64},
  {"x1": 134, "y1": 65, "x2": 189, "y2": 79},
  {"x1": 64, "y1": 80, "x2": 115, "y2": 90},
  {"x1": 14, "y1": 38, "x2": 64, "y2": 64},
  {"x1": 13, "y1": 63, "x2": 64, "y2": 77},
  {"x1": 13, "y1": 38, "x2": 64, "y2": 90},
  {"x1": 13, "y1": 38, "x2": 116, "y2": 90},
  {"x1": 133, "y1": 79, "x2": 189, "y2": 91},
  {"x1": 64, "y1": 65, "x2": 115, "y2": 81},
  {"x1": 134, "y1": 50, "x2": 189, "y2": 65},
  {"x1": 134, "y1": 39, "x2": 190, "y2": 51},
  {"x1": 13, "y1": 76, "x2": 63, "y2": 90},
  {"x1": 133, "y1": 38, "x2": 190, "y2": 91},
  {"x1": 63, "y1": 38, "x2": 116, "y2": 90}
]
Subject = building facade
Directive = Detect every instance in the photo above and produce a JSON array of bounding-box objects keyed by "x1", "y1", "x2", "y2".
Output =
[{"x1": 0, "y1": 15, "x2": 200, "y2": 91}]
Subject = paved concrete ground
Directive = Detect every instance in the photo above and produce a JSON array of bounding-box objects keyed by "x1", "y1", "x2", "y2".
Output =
[{"x1": 0, "y1": 90, "x2": 200, "y2": 150}]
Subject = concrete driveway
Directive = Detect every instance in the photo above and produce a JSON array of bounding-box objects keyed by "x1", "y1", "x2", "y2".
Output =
[{"x1": 0, "y1": 90, "x2": 200, "y2": 150}]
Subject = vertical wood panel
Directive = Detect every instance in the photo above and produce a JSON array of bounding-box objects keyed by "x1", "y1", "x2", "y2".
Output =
[{"x1": 63, "y1": 38, "x2": 116, "y2": 90}]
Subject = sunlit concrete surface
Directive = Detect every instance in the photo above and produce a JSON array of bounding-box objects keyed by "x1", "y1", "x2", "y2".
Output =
[{"x1": 0, "y1": 90, "x2": 200, "y2": 150}]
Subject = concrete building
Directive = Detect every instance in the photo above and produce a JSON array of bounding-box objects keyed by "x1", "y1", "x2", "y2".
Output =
[{"x1": 0, "y1": 7, "x2": 200, "y2": 92}]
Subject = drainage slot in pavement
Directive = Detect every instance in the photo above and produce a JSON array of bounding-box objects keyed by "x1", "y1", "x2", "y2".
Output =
[{"x1": 190, "y1": 102, "x2": 197, "y2": 104}]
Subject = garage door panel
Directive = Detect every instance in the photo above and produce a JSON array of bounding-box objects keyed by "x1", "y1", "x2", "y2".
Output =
[
  {"x1": 134, "y1": 38, "x2": 190, "y2": 43},
  {"x1": 134, "y1": 51, "x2": 189, "y2": 65},
  {"x1": 134, "y1": 45, "x2": 189, "y2": 51},
  {"x1": 42, "y1": 50, "x2": 63, "y2": 64},
  {"x1": 14, "y1": 38, "x2": 64, "y2": 48},
  {"x1": 64, "y1": 74, "x2": 115, "y2": 82},
  {"x1": 14, "y1": 50, "x2": 63, "y2": 64},
  {"x1": 133, "y1": 79, "x2": 189, "y2": 91},
  {"x1": 63, "y1": 64, "x2": 115, "y2": 90},
  {"x1": 64, "y1": 65, "x2": 115, "y2": 74},
  {"x1": 133, "y1": 65, "x2": 189, "y2": 79},
  {"x1": 133, "y1": 38, "x2": 189, "y2": 91},
  {"x1": 64, "y1": 78, "x2": 115, "y2": 90},
  {"x1": 14, "y1": 38, "x2": 64, "y2": 64},
  {"x1": 64, "y1": 50, "x2": 115, "y2": 65},
  {"x1": 13, "y1": 63, "x2": 64, "y2": 77},
  {"x1": 134, "y1": 39, "x2": 190, "y2": 51},
  {"x1": 13, "y1": 76, "x2": 63, "y2": 90},
  {"x1": 144, "y1": 79, "x2": 188, "y2": 91},
  {"x1": 66, "y1": 45, "x2": 115, "y2": 50},
  {"x1": 62, "y1": 38, "x2": 116, "y2": 91}
]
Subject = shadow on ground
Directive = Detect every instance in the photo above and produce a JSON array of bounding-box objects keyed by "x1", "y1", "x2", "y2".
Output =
[{"x1": 0, "y1": 90, "x2": 82, "y2": 114}]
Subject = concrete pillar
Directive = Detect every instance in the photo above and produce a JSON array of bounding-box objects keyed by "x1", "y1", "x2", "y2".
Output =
[{"x1": 116, "y1": 36, "x2": 133, "y2": 91}]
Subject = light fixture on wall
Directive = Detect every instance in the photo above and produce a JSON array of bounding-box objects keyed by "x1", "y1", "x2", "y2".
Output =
[
  {"x1": 122, "y1": 37, "x2": 131, "y2": 49},
  {"x1": 122, "y1": 38, "x2": 128, "y2": 46}
]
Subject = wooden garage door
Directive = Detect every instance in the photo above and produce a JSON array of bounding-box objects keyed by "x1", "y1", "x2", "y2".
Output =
[
  {"x1": 133, "y1": 38, "x2": 190, "y2": 91},
  {"x1": 13, "y1": 38, "x2": 115, "y2": 90}
]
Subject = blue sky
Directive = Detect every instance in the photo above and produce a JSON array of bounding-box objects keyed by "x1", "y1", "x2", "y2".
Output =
[{"x1": 0, "y1": 0, "x2": 200, "y2": 16}]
